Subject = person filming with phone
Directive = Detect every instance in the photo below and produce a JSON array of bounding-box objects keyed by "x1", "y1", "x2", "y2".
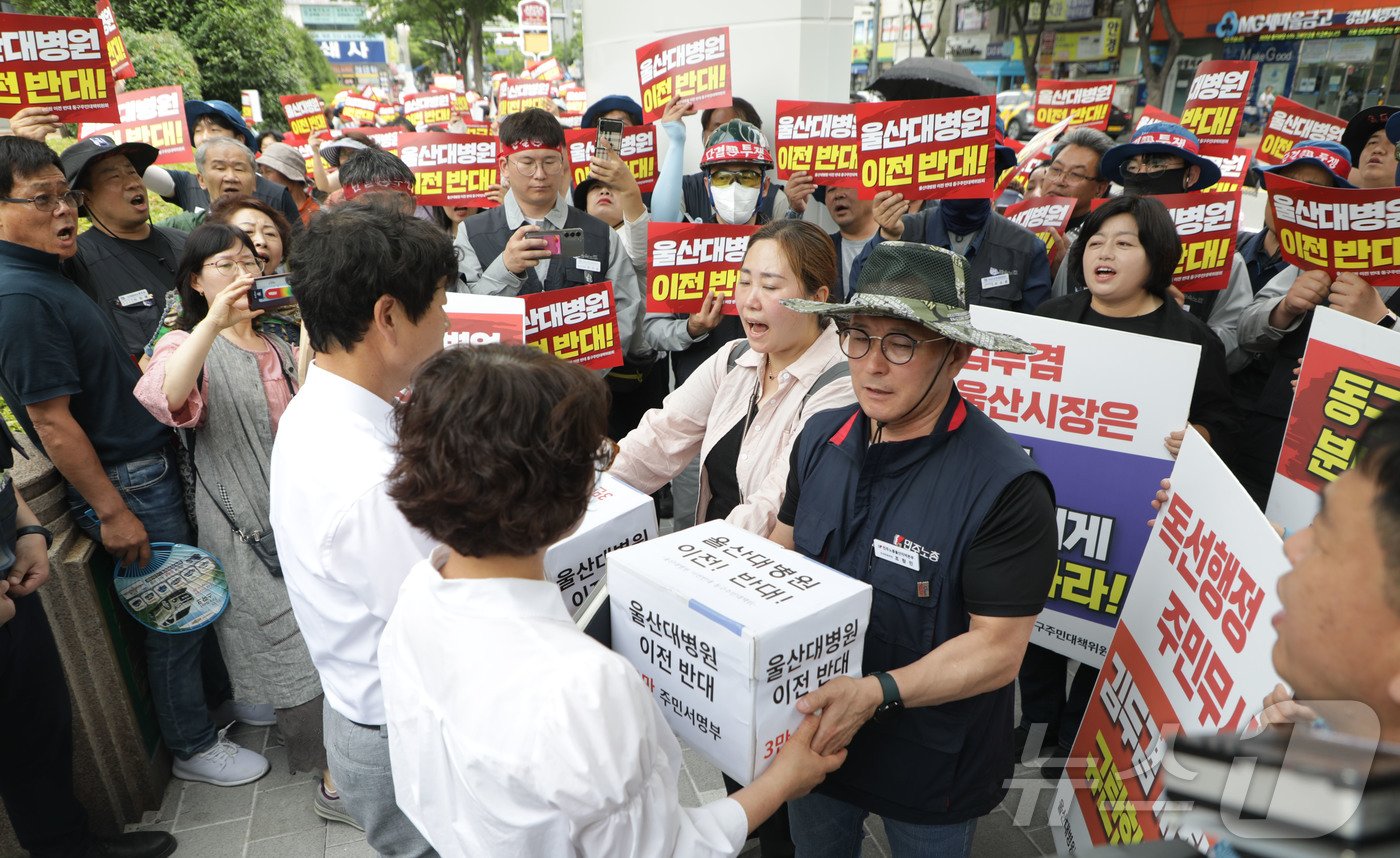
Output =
[{"x1": 455, "y1": 107, "x2": 643, "y2": 356}]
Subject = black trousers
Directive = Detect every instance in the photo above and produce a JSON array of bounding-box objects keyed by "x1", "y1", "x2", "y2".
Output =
[
  {"x1": 1017, "y1": 643, "x2": 1099, "y2": 752},
  {"x1": 0, "y1": 594, "x2": 90, "y2": 857}
]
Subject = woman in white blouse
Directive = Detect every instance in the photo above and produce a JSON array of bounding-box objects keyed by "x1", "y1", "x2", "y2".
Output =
[
  {"x1": 377, "y1": 344, "x2": 845, "y2": 858},
  {"x1": 611, "y1": 219, "x2": 857, "y2": 536}
]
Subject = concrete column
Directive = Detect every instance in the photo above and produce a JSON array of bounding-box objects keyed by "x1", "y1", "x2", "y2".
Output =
[
  {"x1": 583, "y1": 0, "x2": 857, "y2": 172},
  {"x1": 0, "y1": 435, "x2": 168, "y2": 853}
]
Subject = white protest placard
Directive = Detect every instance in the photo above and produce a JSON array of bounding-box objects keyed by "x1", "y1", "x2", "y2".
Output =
[
  {"x1": 544, "y1": 474, "x2": 656, "y2": 617},
  {"x1": 609, "y1": 520, "x2": 871, "y2": 783},
  {"x1": 1050, "y1": 428, "x2": 1287, "y2": 851},
  {"x1": 960, "y1": 307, "x2": 1197, "y2": 666},
  {"x1": 1266, "y1": 307, "x2": 1400, "y2": 535}
]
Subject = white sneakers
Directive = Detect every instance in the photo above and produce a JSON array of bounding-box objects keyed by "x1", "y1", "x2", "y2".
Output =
[
  {"x1": 210, "y1": 699, "x2": 277, "y2": 727},
  {"x1": 171, "y1": 726, "x2": 270, "y2": 787}
]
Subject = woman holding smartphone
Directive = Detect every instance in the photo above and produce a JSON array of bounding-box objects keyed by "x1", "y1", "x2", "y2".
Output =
[{"x1": 133, "y1": 223, "x2": 342, "y2": 821}]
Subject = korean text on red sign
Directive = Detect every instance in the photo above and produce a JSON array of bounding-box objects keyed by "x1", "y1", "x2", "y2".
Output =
[
  {"x1": 397, "y1": 132, "x2": 500, "y2": 208},
  {"x1": 78, "y1": 85, "x2": 192, "y2": 164},
  {"x1": 564, "y1": 126, "x2": 659, "y2": 192},
  {"x1": 1179, "y1": 60, "x2": 1257, "y2": 156},
  {"x1": 1051, "y1": 429, "x2": 1287, "y2": 853},
  {"x1": 1155, "y1": 191, "x2": 1241, "y2": 293},
  {"x1": 95, "y1": 0, "x2": 134, "y2": 80},
  {"x1": 340, "y1": 94, "x2": 379, "y2": 125},
  {"x1": 279, "y1": 93, "x2": 328, "y2": 138},
  {"x1": 647, "y1": 221, "x2": 757, "y2": 315},
  {"x1": 403, "y1": 91, "x2": 453, "y2": 128},
  {"x1": 1254, "y1": 96, "x2": 1346, "y2": 166},
  {"x1": 1201, "y1": 147, "x2": 1251, "y2": 195},
  {"x1": 1033, "y1": 79, "x2": 1115, "y2": 132},
  {"x1": 1264, "y1": 173, "x2": 1400, "y2": 285},
  {"x1": 635, "y1": 27, "x2": 732, "y2": 122},
  {"x1": 1134, "y1": 105, "x2": 1179, "y2": 134},
  {"x1": 1266, "y1": 308, "x2": 1400, "y2": 534},
  {"x1": 523, "y1": 281, "x2": 623, "y2": 369},
  {"x1": 773, "y1": 100, "x2": 859, "y2": 185},
  {"x1": 496, "y1": 78, "x2": 552, "y2": 116},
  {"x1": 855, "y1": 95, "x2": 996, "y2": 201},
  {"x1": 0, "y1": 13, "x2": 118, "y2": 123},
  {"x1": 1003, "y1": 195, "x2": 1075, "y2": 258}
]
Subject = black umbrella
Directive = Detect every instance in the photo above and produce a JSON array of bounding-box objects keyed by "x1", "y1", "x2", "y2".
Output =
[{"x1": 870, "y1": 56, "x2": 991, "y2": 102}]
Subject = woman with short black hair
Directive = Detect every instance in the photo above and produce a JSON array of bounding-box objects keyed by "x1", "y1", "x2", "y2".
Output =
[
  {"x1": 378, "y1": 344, "x2": 846, "y2": 857},
  {"x1": 1038, "y1": 194, "x2": 1238, "y2": 456}
]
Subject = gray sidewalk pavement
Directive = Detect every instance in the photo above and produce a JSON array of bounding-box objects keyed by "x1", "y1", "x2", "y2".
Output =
[{"x1": 128, "y1": 720, "x2": 1060, "y2": 857}]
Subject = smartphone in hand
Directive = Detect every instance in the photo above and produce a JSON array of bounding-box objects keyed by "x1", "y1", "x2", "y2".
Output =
[
  {"x1": 533, "y1": 228, "x2": 584, "y2": 258},
  {"x1": 596, "y1": 118, "x2": 624, "y2": 160},
  {"x1": 249, "y1": 273, "x2": 296, "y2": 311}
]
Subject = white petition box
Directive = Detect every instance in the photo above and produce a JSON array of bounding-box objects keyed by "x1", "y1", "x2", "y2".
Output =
[
  {"x1": 544, "y1": 474, "x2": 656, "y2": 617},
  {"x1": 609, "y1": 520, "x2": 872, "y2": 784}
]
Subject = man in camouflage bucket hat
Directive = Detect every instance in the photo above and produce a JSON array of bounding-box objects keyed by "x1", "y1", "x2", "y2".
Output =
[{"x1": 771, "y1": 241, "x2": 1058, "y2": 854}]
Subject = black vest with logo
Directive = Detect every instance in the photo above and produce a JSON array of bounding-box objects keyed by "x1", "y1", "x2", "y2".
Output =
[
  {"x1": 463, "y1": 204, "x2": 612, "y2": 295},
  {"x1": 788, "y1": 397, "x2": 1047, "y2": 824}
]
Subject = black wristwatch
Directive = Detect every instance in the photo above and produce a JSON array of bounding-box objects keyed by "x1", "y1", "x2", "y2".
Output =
[
  {"x1": 1379, "y1": 312, "x2": 1398, "y2": 330},
  {"x1": 16, "y1": 525, "x2": 52, "y2": 549},
  {"x1": 870, "y1": 671, "x2": 904, "y2": 721}
]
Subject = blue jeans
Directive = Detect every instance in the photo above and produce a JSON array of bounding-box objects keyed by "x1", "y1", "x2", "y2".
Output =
[
  {"x1": 788, "y1": 791, "x2": 977, "y2": 858},
  {"x1": 65, "y1": 447, "x2": 222, "y2": 759}
]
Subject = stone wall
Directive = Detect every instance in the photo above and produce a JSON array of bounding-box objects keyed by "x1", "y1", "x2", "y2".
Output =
[{"x1": 0, "y1": 436, "x2": 168, "y2": 852}]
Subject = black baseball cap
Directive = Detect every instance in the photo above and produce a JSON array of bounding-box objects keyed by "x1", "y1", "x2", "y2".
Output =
[
  {"x1": 60, "y1": 135, "x2": 159, "y2": 188},
  {"x1": 1340, "y1": 105, "x2": 1398, "y2": 164}
]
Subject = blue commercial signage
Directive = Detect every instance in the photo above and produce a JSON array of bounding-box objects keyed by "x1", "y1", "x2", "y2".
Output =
[{"x1": 317, "y1": 39, "x2": 387, "y2": 64}]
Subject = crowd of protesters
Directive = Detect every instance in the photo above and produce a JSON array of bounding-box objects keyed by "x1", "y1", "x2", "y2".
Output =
[{"x1": 0, "y1": 43, "x2": 1399, "y2": 858}]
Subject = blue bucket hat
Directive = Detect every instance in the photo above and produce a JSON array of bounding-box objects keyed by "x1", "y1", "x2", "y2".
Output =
[
  {"x1": 1388, "y1": 110, "x2": 1400, "y2": 144},
  {"x1": 1255, "y1": 140, "x2": 1354, "y2": 189},
  {"x1": 185, "y1": 99, "x2": 258, "y2": 152},
  {"x1": 581, "y1": 95, "x2": 643, "y2": 129},
  {"x1": 1099, "y1": 122, "x2": 1222, "y2": 191}
]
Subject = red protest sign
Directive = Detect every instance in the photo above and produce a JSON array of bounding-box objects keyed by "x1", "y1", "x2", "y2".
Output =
[
  {"x1": 95, "y1": 0, "x2": 134, "y2": 80},
  {"x1": 1032, "y1": 79, "x2": 1115, "y2": 132},
  {"x1": 1133, "y1": 105, "x2": 1179, "y2": 134},
  {"x1": 524, "y1": 282, "x2": 623, "y2": 369},
  {"x1": 457, "y1": 121, "x2": 493, "y2": 137},
  {"x1": 340, "y1": 94, "x2": 379, "y2": 125},
  {"x1": 1179, "y1": 60, "x2": 1257, "y2": 156},
  {"x1": 1004, "y1": 195, "x2": 1076, "y2": 262},
  {"x1": 635, "y1": 27, "x2": 731, "y2": 122},
  {"x1": 78, "y1": 85, "x2": 192, "y2": 164},
  {"x1": 355, "y1": 127, "x2": 404, "y2": 155},
  {"x1": 397, "y1": 132, "x2": 500, "y2": 208},
  {"x1": 646, "y1": 221, "x2": 757, "y2": 314},
  {"x1": 1276, "y1": 334, "x2": 1400, "y2": 496},
  {"x1": 496, "y1": 78, "x2": 552, "y2": 116},
  {"x1": 1201, "y1": 146, "x2": 1252, "y2": 195},
  {"x1": 563, "y1": 126, "x2": 658, "y2": 193},
  {"x1": 375, "y1": 102, "x2": 400, "y2": 125},
  {"x1": 280, "y1": 93, "x2": 328, "y2": 138},
  {"x1": 1157, "y1": 191, "x2": 1241, "y2": 293},
  {"x1": 855, "y1": 95, "x2": 996, "y2": 201},
  {"x1": 445, "y1": 294, "x2": 525, "y2": 348},
  {"x1": 774, "y1": 100, "x2": 859, "y2": 185},
  {"x1": 0, "y1": 13, "x2": 118, "y2": 123},
  {"x1": 1255, "y1": 96, "x2": 1346, "y2": 166},
  {"x1": 403, "y1": 91, "x2": 453, "y2": 128},
  {"x1": 1265, "y1": 173, "x2": 1400, "y2": 285}
]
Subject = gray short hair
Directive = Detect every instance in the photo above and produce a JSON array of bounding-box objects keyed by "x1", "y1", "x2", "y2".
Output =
[
  {"x1": 194, "y1": 138, "x2": 255, "y2": 174},
  {"x1": 1051, "y1": 127, "x2": 1114, "y2": 178}
]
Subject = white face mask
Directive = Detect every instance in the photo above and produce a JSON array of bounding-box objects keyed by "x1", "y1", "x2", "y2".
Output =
[{"x1": 711, "y1": 183, "x2": 761, "y2": 224}]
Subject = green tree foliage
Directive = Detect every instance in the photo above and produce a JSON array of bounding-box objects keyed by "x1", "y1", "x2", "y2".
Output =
[
  {"x1": 123, "y1": 29, "x2": 203, "y2": 99},
  {"x1": 286, "y1": 19, "x2": 337, "y2": 90},
  {"x1": 182, "y1": 0, "x2": 309, "y2": 130}
]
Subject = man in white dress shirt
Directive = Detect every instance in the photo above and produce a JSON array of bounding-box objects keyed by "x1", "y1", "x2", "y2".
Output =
[
  {"x1": 377, "y1": 344, "x2": 845, "y2": 857},
  {"x1": 271, "y1": 201, "x2": 453, "y2": 856}
]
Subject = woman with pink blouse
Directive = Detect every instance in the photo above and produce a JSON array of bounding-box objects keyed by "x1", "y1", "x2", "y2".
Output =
[
  {"x1": 134, "y1": 222, "x2": 338, "y2": 818},
  {"x1": 611, "y1": 219, "x2": 857, "y2": 537}
]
